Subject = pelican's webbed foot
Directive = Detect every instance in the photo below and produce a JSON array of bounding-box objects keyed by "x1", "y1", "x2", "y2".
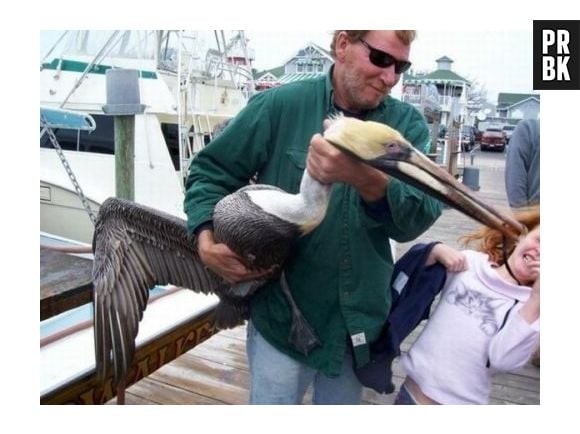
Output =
[{"x1": 279, "y1": 272, "x2": 321, "y2": 355}]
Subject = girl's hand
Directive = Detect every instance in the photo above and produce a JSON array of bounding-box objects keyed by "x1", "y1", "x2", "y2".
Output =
[
  {"x1": 531, "y1": 274, "x2": 540, "y2": 298},
  {"x1": 427, "y1": 243, "x2": 468, "y2": 273},
  {"x1": 520, "y1": 273, "x2": 540, "y2": 324}
]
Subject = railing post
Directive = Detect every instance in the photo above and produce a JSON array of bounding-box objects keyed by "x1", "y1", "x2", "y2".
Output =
[{"x1": 102, "y1": 69, "x2": 145, "y2": 201}]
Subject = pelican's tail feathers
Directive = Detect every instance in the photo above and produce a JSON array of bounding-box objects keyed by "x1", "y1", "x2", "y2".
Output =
[
  {"x1": 287, "y1": 312, "x2": 321, "y2": 356},
  {"x1": 214, "y1": 297, "x2": 248, "y2": 329}
]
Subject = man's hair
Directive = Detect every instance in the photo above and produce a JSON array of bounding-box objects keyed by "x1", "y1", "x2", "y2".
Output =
[
  {"x1": 460, "y1": 204, "x2": 540, "y2": 265},
  {"x1": 330, "y1": 30, "x2": 417, "y2": 58}
]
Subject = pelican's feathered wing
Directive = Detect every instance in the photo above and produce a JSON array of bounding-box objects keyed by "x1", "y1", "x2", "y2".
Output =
[{"x1": 92, "y1": 197, "x2": 222, "y2": 383}]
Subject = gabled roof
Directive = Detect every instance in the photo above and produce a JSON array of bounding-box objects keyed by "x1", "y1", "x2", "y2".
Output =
[
  {"x1": 310, "y1": 43, "x2": 332, "y2": 58},
  {"x1": 497, "y1": 92, "x2": 540, "y2": 108},
  {"x1": 256, "y1": 72, "x2": 279, "y2": 81},
  {"x1": 281, "y1": 42, "x2": 333, "y2": 65},
  {"x1": 254, "y1": 65, "x2": 285, "y2": 80}
]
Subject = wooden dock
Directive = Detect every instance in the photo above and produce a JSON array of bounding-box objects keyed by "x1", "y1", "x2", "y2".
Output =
[{"x1": 108, "y1": 151, "x2": 540, "y2": 405}]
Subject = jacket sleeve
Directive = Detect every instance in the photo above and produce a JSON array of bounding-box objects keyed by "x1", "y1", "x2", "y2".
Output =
[
  {"x1": 183, "y1": 91, "x2": 273, "y2": 234},
  {"x1": 504, "y1": 119, "x2": 538, "y2": 208},
  {"x1": 365, "y1": 106, "x2": 442, "y2": 240},
  {"x1": 487, "y1": 305, "x2": 540, "y2": 371}
]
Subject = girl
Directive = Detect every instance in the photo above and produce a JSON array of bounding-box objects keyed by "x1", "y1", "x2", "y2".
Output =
[{"x1": 395, "y1": 205, "x2": 540, "y2": 404}]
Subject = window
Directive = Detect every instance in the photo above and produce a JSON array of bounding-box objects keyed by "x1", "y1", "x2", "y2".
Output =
[{"x1": 40, "y1": 114, "x2": 115, "y2": 154}]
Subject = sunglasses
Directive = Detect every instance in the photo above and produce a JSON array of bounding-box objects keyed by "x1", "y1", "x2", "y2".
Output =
[{"x1": 359, "y1": 39, "x2": 412, "y2": 74}]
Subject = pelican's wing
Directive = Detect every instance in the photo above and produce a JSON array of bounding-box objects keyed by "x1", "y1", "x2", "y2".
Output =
[{"x1": 92, "y1": 197, "x2": 221, "y2": 384}]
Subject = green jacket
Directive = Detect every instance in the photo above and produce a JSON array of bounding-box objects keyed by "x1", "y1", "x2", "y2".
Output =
[{"x1": 184, "y1": 70, "x2": 441, "y2": 376}]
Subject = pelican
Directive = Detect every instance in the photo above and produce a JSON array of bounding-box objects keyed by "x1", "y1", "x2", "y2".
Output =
[{"x1": 92, "y1": 116, "x2": 525, "y2": 387}]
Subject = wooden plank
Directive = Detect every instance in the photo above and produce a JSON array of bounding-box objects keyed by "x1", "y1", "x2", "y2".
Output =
[
  {"x1": 119, "y1": 377, "x2": 226, "y2": 405},
  {"x1": 184, "y1": 332, "x2": 249, "y2": 371},
  {"x1": 148, "y1": 356, "x2": 250, "y2": 404},
  {"x1": 106, "y1": 391, "x2": 153, "y2": 405},
  {"x1": 40, "y1": 248, "x2": 93, "y2": 320},
  {"x1": 490, "y1": 383, "x2": 540, "y2": 404}
]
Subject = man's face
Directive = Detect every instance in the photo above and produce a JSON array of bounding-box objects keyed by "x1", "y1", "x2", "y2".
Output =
[{"x1": 337, "y1": 30, "x2": 411, "y2": 111}]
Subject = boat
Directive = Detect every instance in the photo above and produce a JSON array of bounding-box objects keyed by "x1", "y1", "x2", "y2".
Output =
[
  {"x1": 39, "y1": 31, "x2": 254, "y2": 403},
  {"x1": 40, "y1": 30, "x2": 255, "y2": 243}
]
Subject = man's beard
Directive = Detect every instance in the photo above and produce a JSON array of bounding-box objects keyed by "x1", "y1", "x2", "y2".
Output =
[{"x1": 341, "y1": 68, "x2": 389, "y2": 111}]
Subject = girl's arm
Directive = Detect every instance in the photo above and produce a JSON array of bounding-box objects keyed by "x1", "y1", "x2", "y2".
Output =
[
  {"x1": 518, "y1": 275, "x2": 540, "y2": 324},
  {"x1": 487, "y1": 306, "x2": 540, "y2": 371},
  {"x1": 425, "y1": 243, "x2": 468, "y2": 273},
  {"x1": 489, "y1": 274, "x2": 540, "y2": 371}
]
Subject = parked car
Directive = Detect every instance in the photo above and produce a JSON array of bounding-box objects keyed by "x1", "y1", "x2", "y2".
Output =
[
  {"x1": 502, "y1": 124, "x2": 517, "y2": 143},
  {"x1": 480, "y1": 127, "x2": 506, "y2": 152},
  {"x1": 460, "y1": 125, "x2": 476, "y2": 151}
]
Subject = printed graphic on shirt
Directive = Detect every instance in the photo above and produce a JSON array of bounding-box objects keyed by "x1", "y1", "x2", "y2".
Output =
[{"x1": 445, "y1": 284, "x2": 501, "y2": 336}]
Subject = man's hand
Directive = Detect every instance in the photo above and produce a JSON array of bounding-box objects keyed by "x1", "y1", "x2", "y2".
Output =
[
  {"x1": 306, "y1": 133, "x2": 389, "y2": 202},
  {"x1": 197, "y1": 229, "x2": 274, "y2": 283}
]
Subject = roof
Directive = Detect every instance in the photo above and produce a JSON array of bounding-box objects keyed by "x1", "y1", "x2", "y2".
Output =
[
  {"x1": 256, "y1": 72, "x2": 279, "y2": 81},
  {"x1": 403, "y1": 69, "x2": 470, "y2": 86},
  {"x1": 254, "y1": 65, "x2": 285, "y2": 80},
  {"x1": 279, "y1": 72, "x2": 324, "y2": 84},
  {"x1": 281, "y1": 42, "x2": 333, "y2": 66},
  {"x1": 310, "y1": 43, "x2": 332, "y2": 58},
  {"x1": 497, "y1": 92, "x2": 540, "y2": 108}
]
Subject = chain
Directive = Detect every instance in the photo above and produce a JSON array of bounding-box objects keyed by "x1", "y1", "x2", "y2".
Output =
[{"x1": 41, "y1": 115, "x2": 98, "y2": 225}]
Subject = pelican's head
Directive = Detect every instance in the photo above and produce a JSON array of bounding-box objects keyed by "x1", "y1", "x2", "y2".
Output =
[{"x1": 323, "y1": 116, "x2": 525, "y2": 240}]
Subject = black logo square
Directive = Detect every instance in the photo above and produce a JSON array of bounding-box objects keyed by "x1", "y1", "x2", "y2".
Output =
[{"x1": 533, "y1": 20, "x2": 580, "y2": 90}]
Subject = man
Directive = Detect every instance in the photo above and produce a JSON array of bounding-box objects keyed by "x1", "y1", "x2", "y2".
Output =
[
  {"x1": 504, "y1": 118, "x2": 540, "y2": 367},
  {"x1": 505, "y1": 118, "x2": 540, "y2": 208},
  {"x1": 184, "y1": 30, "x2": 441, "y2": 404}
]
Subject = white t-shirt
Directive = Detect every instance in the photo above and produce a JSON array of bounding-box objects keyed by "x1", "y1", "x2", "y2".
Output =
[{"x1": 400, "y1": 250, "x2": 540, "y2": 404}]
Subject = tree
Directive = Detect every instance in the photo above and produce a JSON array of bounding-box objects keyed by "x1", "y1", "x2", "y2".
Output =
[{"x1": 466, "y1": 79, "x2": 488, "y2": 114}]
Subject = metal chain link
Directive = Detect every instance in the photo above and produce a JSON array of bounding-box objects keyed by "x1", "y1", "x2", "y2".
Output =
[{"x1": 41, "y1": 115, "x2": 98, "y2": 225}]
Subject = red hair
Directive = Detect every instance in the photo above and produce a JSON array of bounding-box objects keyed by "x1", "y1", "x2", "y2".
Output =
[{"x1": 460, "y1": 205, "x2": 540, "y2": 264}]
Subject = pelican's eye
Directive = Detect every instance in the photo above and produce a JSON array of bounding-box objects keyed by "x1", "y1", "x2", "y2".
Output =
[{"x1": 383, "y1": 142, "x2": 401, "y2": 155}]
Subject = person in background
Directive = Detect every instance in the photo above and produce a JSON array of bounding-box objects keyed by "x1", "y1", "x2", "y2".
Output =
[
  {"x1": 504, "y1": 118, "x2": 540, "y2": 367},
  {"x1": 505, "y1": 118, "x2": 540, "y2": 208},
  {"x1": 184, "y1": 30, "x2": 441, "y2": 404},
  {"x1": 395, "y1": 205, "x2": 540, "y2": 404}
]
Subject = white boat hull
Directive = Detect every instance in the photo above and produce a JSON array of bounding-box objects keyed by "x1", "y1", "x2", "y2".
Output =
[{"x1": 40, "y1": 181, "x2": 100, "y2": 244}]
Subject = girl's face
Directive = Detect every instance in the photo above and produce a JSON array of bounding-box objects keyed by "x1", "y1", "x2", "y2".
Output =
[{"x1": 510, "y1": 226, "x2": 540, "y2": 285}]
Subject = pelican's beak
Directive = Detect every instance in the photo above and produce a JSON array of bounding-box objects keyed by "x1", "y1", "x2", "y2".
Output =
[{"x1": 324, "y1": 117, "x2": 524, "y2": 240}]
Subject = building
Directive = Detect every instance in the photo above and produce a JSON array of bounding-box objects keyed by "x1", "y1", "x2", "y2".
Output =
[
  {"x1": 254, "y1": 43, "x2": 333, "y2": 90},
  {"x1": 496, "y1": 93, "x2": 540, "y2": 120},
  {"x1": 402, "y1": 56, "x2": 471, "y2": 128}
]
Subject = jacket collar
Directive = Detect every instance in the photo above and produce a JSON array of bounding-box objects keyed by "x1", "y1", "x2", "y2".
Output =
[{"x1": 324, "y1": 64, "x2": 389, "y2": 120}]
